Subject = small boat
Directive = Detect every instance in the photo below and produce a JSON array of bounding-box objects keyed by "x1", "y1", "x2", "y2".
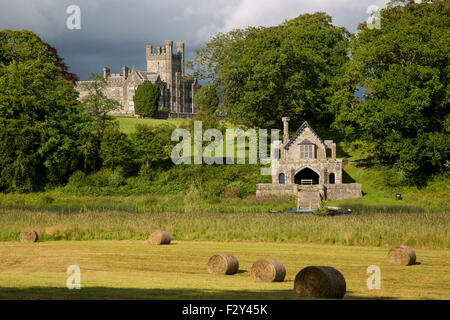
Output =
[{"x1": 284, "y1": 210, "x2": 317, "y2": 214}]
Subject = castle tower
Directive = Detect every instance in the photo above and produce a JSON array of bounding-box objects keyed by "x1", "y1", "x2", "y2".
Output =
[
  {"x1": 177, "y1": 42, "x2": 185, "y2": 77},
  {"x1": 122, "y1": 66, "x2": 129, "y2": 80},
  {"x1": 103, "y1": 67, "x2": 110, "y2": 78},
  {"x1": 165, "y1": 40, "x2": 174, "y2": 112},
  {"x1": 145, "y1": 44, "x2": 152, "y2": 61},
  {"x1": 144, "y1": 40, "x2": 196, "y2": 115}
]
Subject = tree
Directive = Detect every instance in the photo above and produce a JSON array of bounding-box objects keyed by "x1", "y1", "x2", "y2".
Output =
[
  {"x1": 332, "y1": 0, "x2": 449, "y2": 181},
  {"x1": 189, "y1": 13, "x2": 351, "y2": 129},
  {"x1": 79, "y1": 72, "x2": 121, "y2": 139},
  {"x1": 77, "y1": 72, "x2": 122, "y2": 173},
  {"x1": 130, "y1": 123, "x2": 176, "y2": 168},
  {"x1": 100, "y1": 127, "x2": 135, "y2": 176},
  {"x1": 194, "y1": 84, "x2": 220, "y2": 129},
  {"x1": 133, "y1": 82, "x2": 161, "y2": 118},
  {"x1": 0, "y1": 30, "x2": 86, "y2": 191}
]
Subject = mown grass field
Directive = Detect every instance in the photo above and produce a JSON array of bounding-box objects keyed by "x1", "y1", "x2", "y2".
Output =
[{"x1": 0, "y1": 240, "x2": 449, "y2": 300}]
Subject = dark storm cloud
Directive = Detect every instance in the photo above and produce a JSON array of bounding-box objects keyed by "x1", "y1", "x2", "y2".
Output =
[{"x1": 0, "y1": 0, "x2": 388, "y2": 80}]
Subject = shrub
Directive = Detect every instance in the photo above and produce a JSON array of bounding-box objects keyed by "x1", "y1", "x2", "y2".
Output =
[
  {"x1": 130, "y1": 123, "x2": 176, "y2": 166},
  {"x1": 201, "y1": 180, "x2": 226, "y2": 200},
  {"x1": 100, "y1": 127, "x2": 135, "y2": 176},
  {"x1": 68, "y1": 171, "x2": 87, "y2": 188},
  {"x1": 41, "y1": 195, "x2": 55, "y2": 204},
  {"x1": 87, "y1": 168, "x2": 125, "y2": 188}
]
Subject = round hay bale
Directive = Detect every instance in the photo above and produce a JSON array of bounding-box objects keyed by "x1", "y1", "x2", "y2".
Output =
[
  {"x1": 250, "y1": 259, "x2": 286, "y2": 282},
  {"x1": 19, "y1": 229, "x2": 38, "y2": 243},
  {"x1": 294, "y1": 266, "x2": 346, "y2": 299},
  {"x1": 207, "y1": 254, "x2": 239, "y2": 275},
  {"x1": 387, "y1": 245, "x2": 416, "y2": 266},
  {"x1": 148, "y1": 230, "x2": 171, "y2": 245}
]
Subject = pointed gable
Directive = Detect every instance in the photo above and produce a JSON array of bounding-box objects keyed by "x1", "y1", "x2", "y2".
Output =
[
  {"x1": 134, "y1": 70, "x2": 160, "y2": 83},
  {"x1": 284, "y1": 121, "x2": 328, "y2": 150}
]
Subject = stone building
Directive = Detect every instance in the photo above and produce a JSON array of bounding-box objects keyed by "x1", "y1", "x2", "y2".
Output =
[
  {"x1": 76, "y1": 40, "x2": 200, "y2": 118},
  {"x1": 256, "y1": 117, "x2": 362, "y2": 210}
]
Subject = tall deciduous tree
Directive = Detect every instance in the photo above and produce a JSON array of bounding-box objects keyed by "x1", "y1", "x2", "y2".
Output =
[
  {"x1": 332, "y1": 0, "x2": 449, "y2": 181},
  {"x1": 79, "y1": 72, "x2": 121, "y2": 139},
  {"x1": 189, "y1": 13, "x2": 351, "y2": 129},
  {"x1": 194, "y1": 84, "x2": 220, "y2": 129},
  {"x1": 0, "y1": 30, "x2": 86, "y2": 191}
]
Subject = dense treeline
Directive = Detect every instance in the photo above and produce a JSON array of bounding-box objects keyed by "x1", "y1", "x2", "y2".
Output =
[
  {"x1": 190, "y1": 0, "x2": 449, "y2": 182},
  {"x1": 0, "y1": 30, "x2": 176, "y2": 192},
  {"x1": 189, "y1": 12, "x2": 350, "y2": 129},
  {"x1": 0, "y1": 30, "x2": 86, "y2": 192},
  {"x1": 0, "y1": 0, "x2": 448, "y2": 193},
  {"x1": 332, "y1": 0, "x2": 449, "y2": 182}
]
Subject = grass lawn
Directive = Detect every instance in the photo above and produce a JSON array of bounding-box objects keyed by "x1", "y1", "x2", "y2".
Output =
[
  {"x1": 0, "y1": 240, "x2": 448, "y2": 300},
  {"x1": 115, "y1": 116, "x2": 186, "y2": 134}
]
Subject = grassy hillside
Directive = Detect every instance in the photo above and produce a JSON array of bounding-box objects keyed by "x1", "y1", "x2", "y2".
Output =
[
  {"x1": 115, "y1": 116, "x2": 186, "y2": 134},
  {"x1": 110, "y1": 118, "x2": 448, "y2": 213},
  {"x1": 0, "y1": 119, "x2": 447, "y2": 214}
]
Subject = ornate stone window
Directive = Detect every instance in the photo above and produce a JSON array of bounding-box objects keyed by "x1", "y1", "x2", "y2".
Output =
[
  {"x1": 299, "y1": 140, "x2": 316, "y2": 159},
  {"x1": 279, "y1": 173, "x2": 285, "y2": 185}
]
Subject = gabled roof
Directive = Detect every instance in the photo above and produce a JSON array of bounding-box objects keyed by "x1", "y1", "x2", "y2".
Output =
[
  {"x1": 135, "y1": 70, "x2": 160, "y2": 82},
  {"x1": 284, "y1": 121, "x2": 328, "y2": 150}
]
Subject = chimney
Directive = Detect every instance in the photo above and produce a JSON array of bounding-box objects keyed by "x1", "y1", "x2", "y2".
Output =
[
  {"x1": 282, "y1": 117, "x2": 290, "y2": 145},
  {"x1": 122, "y1": 66, "x2": 129, "y2": 80},
  {"x1": 103, "y1": 67, "x2": 110, "y2": 78}
]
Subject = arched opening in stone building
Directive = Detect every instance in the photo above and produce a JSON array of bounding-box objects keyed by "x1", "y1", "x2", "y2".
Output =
[
  {"x1": 329, "y1": 173, "x2": 335, "y2": 184},
  {"x1": 295, "y1": 168, "x2": 319, "y2": 185},
  {"x1": 279, "y1": 173, "x2": 285, "y2": 185}
]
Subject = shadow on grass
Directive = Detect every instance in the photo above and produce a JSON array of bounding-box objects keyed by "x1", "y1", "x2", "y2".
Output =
[
  {"x1": 0, "y1": 287, "x2": 397, "y2": 300},
  {"x1": 342, "y1": 170, "x2": 356, "y2": 184}
]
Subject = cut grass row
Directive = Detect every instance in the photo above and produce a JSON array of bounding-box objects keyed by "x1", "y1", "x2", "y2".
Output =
[{"x1": 0, "y1": 209, "x2": 448, "y2": 248}]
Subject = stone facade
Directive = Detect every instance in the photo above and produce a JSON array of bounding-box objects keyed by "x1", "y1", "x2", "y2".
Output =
[
  {"x1": 256, "y1": 118, "x2": 362, "y2": 209},
  {"x1": 75, "y1": 41, "x2": 201, "y2": 118}
]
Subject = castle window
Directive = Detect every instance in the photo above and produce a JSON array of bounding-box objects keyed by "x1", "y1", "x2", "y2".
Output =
[
  {"x1": 299, "y1": 144, "x2": 315, "y2": 159},
  {"x1": 329, "y1": 173, "x2": 335, "y2": 184},
  {"x1": 279, "y1": 173, "x2": 285, "y2": 185}
]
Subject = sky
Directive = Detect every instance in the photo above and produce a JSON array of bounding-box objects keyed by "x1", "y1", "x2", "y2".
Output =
[{"x1": 0, "y1": 0, "x2": 391, "y2": 80}]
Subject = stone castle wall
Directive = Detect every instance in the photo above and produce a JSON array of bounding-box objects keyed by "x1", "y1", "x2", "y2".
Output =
[
  {"x1": 75, "y1": 40, "x2": 200, "y2": 117},
  {"x1": 256, "y1": 183, "x2": 362, "y2": 201}
]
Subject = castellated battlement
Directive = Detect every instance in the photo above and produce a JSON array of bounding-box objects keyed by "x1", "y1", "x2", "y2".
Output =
[{"x1": 146, "y1": 40, "x2": 184, "y2": 57}]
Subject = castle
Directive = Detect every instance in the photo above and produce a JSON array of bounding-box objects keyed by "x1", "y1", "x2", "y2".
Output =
[
  {"x1": 256, "y1": 117, "x2": 362, "y2": 210},
  {"x1": 76, "y1": 40, "x2": 200, "y2": 118}
]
